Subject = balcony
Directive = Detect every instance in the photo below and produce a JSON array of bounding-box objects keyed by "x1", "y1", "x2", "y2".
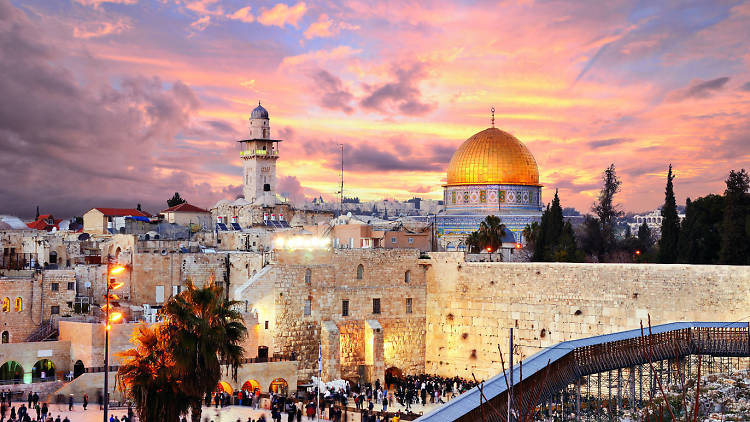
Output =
[{"x1": 240, "y1": 149, "x2": 278, "y2": 158}]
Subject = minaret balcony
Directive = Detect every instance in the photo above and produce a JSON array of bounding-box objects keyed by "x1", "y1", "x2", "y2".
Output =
[{"x1": 240, "y1": 150, "x2": 279, "y2": 158}]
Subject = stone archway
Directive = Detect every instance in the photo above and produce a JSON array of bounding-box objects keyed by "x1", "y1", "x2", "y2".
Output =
[
  {"x1": 217, "y1": 381, "x2": 233, "y2": 394},
  {"x1": 73, "y1": 360, "x2": 85, "y2": 379},
  {"x1": 1, "y1": 330, "x2": 8, "y2": 344},
  {"x1": 241, "y1": 379, "x2": 261, "y2": 393},
  {"x1": 32, "y1": 359, "x2": 55, "y2": 382},
  {"x1": 385, "y1": 367, "x2": 403, "y2": 389},
  {"x1": 269, "y1": 378, "x2": 288, "y2": 395},
  {"x1": 0, "y1": 361, "x2": 24, "y2": 384}
]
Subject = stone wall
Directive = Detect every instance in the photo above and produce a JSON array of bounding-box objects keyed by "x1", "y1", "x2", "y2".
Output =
[
  {"x1": 236, "y1": 248, "x2": 427, "y2": 382},
  {"x1": 0, "y1": 271, "x2": 76, "y2": 342},
  {"x1": 424, "y1": 253, "x2": 750, "y2": 380}
]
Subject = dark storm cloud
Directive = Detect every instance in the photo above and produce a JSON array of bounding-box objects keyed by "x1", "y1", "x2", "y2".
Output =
[
  {"x1": 0, "y1": 1, "x2": 222, "y2": 218},
  {"x1": 740, "y1": 81, "x2": 750, "y2": 91},
  {"x1": 299, "y1": 138, "x2": 452, "y2": 173},
  {"x1": 309, "y1": 69, "x2": 354, "y2": 113},
  {"x1": 667, "y1": 77, "x2": 730, "y2": 101},
  {"x1": 586, "y1": 138, "x2": 633, "y2": 149},
  {"x1": 360, "y1": 63, "x2": 434, "y2": 116}
]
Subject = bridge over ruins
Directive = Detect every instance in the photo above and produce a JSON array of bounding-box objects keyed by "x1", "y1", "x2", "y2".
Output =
[{"x1": 418, "y1": 321, "x2": 750, "y2": 421}]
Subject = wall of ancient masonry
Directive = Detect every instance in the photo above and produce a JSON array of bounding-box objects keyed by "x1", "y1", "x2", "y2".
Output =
[
  {"x1": 424, "y1": 253, "x2": 750, "y2": 380},
  {"x1": 237, "y1": 249, "x2": 427, "y2": 382},
  {"x1": 0, "y1": 271, "x2": 76, "y2": 342}
]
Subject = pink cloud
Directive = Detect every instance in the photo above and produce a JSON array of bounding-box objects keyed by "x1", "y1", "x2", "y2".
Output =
[
  {"x1": 258, "y1": 2, "x2": 307, "y2": 28},
  {"x1": 228, "y1": 6, "x2": 254, "y2": 23}
]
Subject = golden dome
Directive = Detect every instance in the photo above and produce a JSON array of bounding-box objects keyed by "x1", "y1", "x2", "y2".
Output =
[{"x1": 445, "y1": 127, "x2": 540, "y2": 186}]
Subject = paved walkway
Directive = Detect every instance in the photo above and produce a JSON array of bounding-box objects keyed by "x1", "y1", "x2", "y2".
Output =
[{"x1": 4, "y1": 401, "x2": 442, "y2": 422}]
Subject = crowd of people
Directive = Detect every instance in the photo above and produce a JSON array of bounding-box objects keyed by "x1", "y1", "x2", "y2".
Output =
[
  {"x1": 0, "y1": 391, "x2": 133, "y2": 422},
  {"x1": 1, "y1": 373, "x2": 475, "y2": 422}
]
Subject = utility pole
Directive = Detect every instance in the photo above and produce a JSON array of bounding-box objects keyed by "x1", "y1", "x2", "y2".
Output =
[{"x1": 508, "y1": 327, "x2": 514, "y2": 422}]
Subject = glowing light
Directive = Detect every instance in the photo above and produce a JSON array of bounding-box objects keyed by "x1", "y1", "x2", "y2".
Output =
[
  {"x1": 515, "y1": 243, "x2": 522, "y2": 249},
  {"x1": 109, "y1": 281, "x2": 125, "y2": 290},
  {"x1": 486, "y1": 247, "x2": 492, "y2": 252},
  {"x1": 635, "y1": 250, "x2": 641, "y2": 255},
  {"x1": 109, "y1": 266, "x2": 126, "y2": 275},
  {"x1": 109, "y1": 312, "x2": 123, "y2": 322},
  {"x1": 106, "y1": 324, "x2": 111, "y2": 331},
  {"x1": 273, "y1": 235, "x2": 331, "y2": 250}
]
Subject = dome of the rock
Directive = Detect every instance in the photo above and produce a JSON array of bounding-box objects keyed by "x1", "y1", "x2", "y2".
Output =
[
  {"x1": 446, "y1": 127, "x2": 539, "y2": 186},
  {"x1": 436, "y1": 125, "x2": 543, "y2": 249}
]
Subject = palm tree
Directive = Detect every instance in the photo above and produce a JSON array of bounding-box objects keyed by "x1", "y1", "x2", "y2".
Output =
[
  {"x1": 117, "y1": 323, "x2": 190, "y2": 422},
  {"x1": 478, "y1": 215, "x2": 507, "y2": 252},
  {"x1": 161, "y1": 278, "x2": 247, "y2": 422},
  {"x1": 465, "y1": 231, "x2": 482, "y2": 253}
]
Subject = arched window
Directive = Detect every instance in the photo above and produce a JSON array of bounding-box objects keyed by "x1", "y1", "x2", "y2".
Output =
[
  {"x1": 14, "y1": 298, "x2": 22, "y2": 312},
  {"x1": 1, "y1": 331, "x2": 8, "y2": 343},
  {"x1": 305, "y1": 269, "x2": 311, "y2": 284},
  {"x1": 356, "y1": 264, "x2": 364, "y2": 280},
  {"x1": 1, "y1": 298, "x2": 9, "y2": 313},
  {"x1": 404, "y1": 270, "x2": 411, "y2": 283}
]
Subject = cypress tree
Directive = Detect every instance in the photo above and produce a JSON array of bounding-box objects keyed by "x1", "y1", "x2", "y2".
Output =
[
  {"x1": 719, "y1": 169, "x2": 749, "y2": 264},
  {"x1": 592, "y1": 164, "x2": 623, "y2": 254},
  {"x1": 637, "y1": 222, "x2": 652, "y2": 252},
  {"x1": 658, "y1": 164, "x2": 680, "y2": 263}
]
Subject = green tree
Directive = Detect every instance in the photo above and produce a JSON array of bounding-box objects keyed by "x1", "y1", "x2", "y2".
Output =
[
  {"x1": 658, "y1": 165, "x2": 680, "y2": 263},
  {"x1": 161, "y1": 279, "x2": 247, "y2": 422},
  {"x1": 637, "y1": 222, "x2": 653, "y2": 252},
  {"x1": 531, "y1": 190, "x2": 582, "y2": 261},
  {"x1": 167, "y1": 192, "x2": 187, "y2": 207},
  {"x1": 478, "y1": 215, "x2": 507, "y2": 252},
  {"x1": 552, "y1": 221, "x2": 583, "y2": 262},
  {"x1": 719, "y1": 169, "x2": 749, "y2": 265},
  {"x1": 466, "y1": 215, "x2": 507, "y2": 253},
  {"x1": 117, "y1": 323, "x2": 191, "y2": 422},
  {"x1": 677, "y1": 195, "x2": 724, "y2": 264},
  {"x1": 465, "y1": 231, "x2": 482, "y2": 254},
  {"x1": 592, "y1": 164, "x2": 623, "y2": 254}
]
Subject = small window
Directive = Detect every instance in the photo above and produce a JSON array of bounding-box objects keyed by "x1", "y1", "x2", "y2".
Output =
[
  {"x1": 304, "y1": 299, "x2": 311, "y2": 316},
  {"x1": 408, "y1": 237, "x2": 414, "y2": 244},
  {"x1": 51, "y1": 283, "x2": 59, "y2": 292},
  {"x1": 406, "y1": 298, "x2": 413, "y2": 314},
  {"x1": 342, "y1": 300, "x2": 349, "y2": 317},
  {"x1": 404, "y1": 270, "x2": 411, "y2": 283},
  {"x1": 372, "y1": 298, "x2": 381, "y2": 314},
  {"x1": 67, "y1": 282, "x2": 75, "y2": 291},
  {"x1": 356, "y1": 264, "x2": 363, "y2": 280},
  {"x1": 305, "y1": 269, "x2": 312, "y2": 284},
  {"x1": 263, "y1": 184, "x2": 271, "y2": 192},
  {"x1": 14, "y1": 298, "x2": 22, "y2": 312},
  {"x1": 1, "y1": 297, "x2": 9, "y2": 312},
  {"x1": 265, "y1": 321, "x2": 269, "y2": 330},
  {"x1": 391, "y1": 237, "x2": 397, "y2": 244},
  {"x1": 50, "y1": 306, "x2": 60, "y2": 315}
]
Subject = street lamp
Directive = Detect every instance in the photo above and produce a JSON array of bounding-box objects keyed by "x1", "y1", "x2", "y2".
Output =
[{"x1": 102, "y1": 261, "x2": 125, "y2": 422}]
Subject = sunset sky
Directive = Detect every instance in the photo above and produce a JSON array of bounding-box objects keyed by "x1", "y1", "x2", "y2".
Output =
[{"x1": 1, "y1": 0, "x2": 749, "y2": 218}]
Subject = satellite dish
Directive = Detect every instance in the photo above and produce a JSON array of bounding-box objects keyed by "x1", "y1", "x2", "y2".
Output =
[{"x1": 346, "y1": 212, "x2": 352, "y2": 218}]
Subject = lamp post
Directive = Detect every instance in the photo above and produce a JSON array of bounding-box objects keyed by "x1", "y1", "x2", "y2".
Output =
[{"x1": 103, "y1": 260, "x2": 125, "y2": 422}]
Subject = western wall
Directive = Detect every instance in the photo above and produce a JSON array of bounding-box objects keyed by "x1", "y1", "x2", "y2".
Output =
[
  {"x1": 242, "y1": 249, "x2": 750, "y2": 384},
  {"x1": 424, "y1": 252, "x2": 750, "y2": 380}
]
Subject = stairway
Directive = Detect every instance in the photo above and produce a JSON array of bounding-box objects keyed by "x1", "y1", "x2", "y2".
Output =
[{"x1": 25, "y1": 319, "x2": 58, "y2": 342}]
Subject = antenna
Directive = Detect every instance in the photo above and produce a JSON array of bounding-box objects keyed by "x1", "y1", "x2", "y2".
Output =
[{"x1": 491, "y1": 106, "x2": 495, "y2": 128}]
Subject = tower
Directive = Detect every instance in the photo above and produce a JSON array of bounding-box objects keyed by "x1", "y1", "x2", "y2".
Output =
[{"x1": 239, "y1": 102, "x2": 282, "y2": 206}]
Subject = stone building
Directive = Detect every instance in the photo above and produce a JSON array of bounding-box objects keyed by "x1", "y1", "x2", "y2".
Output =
[{"x1": 233, "y1": 248, "x2": 427, "y2": 382}]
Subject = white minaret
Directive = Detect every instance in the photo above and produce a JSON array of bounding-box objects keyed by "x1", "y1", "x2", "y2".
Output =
[{"x1": 240, "y1": 102, "x2": 281, "y2": 206}]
